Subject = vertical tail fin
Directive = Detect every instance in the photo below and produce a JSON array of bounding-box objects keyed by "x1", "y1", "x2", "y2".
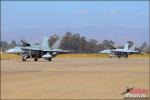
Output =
[
  {"x1": 41, "y1": 37, "x2": 50, "y2": 49},
  {"x1": 52, "y1": 36, "x2": 63, "y2": 49},
  {"x1": 124, "y1": 43, "x2": 129, "y2": 51}
]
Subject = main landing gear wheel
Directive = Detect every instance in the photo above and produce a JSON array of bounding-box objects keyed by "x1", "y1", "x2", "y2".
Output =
[
  {"x1": 48, "y1": 58, "x2": 52, "y2": 61},
  {"x1": 22, "y1": 56, "x2": 27, "y2": 61},
  {"x1": 118, "y1": 56, "x2": 121, "y2": 58},
  {"x1": 34, "y1": 58, "x2": 38, "y2": 61}
]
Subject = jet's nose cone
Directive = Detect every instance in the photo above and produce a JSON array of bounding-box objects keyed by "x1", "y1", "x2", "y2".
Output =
[
  {"x1": 100, "y1": 51, "x2": 104, "y2": 53},
  {"x1": 100, "y1": 50, "x2": 107, "y2": 53},
  {"x1": 100, "y1": 49, "x2": 111, "y2": 54},
  {"x1": 5, "y1": 47, "x2": 24, "y2": 54},
  {"x1": 5, "y1": 49, "x2": 13, "y2": 53}
]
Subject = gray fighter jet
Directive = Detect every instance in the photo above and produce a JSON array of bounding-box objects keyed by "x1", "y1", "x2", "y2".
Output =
[
  {"x1": 5, "y1": 36, "x2": 70, "y2": 61},
  {"x1": 100, "y1": 43, "x2": 142, "y2": 58}
]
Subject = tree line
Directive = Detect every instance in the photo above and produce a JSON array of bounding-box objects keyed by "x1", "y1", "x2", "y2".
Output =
[
  {"x1": 1, "y1": 32, "x2": 149, "y2": 53},
  {"x1": 49, "y1": 32, "x2": 149, "y2": 53}
]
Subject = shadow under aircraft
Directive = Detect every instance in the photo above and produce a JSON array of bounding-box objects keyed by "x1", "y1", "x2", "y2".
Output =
[{"x1": 6, "y1": 36, "x2": 71, "y2": 61}]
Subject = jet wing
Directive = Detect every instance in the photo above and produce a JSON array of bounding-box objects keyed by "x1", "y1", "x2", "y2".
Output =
[
  {"x1": 112, "y1": 49, "x2": 140, "y2": 54},
  {"x1": 42, "y1": 49, "x2": 71, "y2": 53},
  {"x1": 126, "y1": 51, "x2": 141, "y2": 54}
]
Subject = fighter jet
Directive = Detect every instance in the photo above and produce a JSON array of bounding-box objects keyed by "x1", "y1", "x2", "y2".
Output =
[
  {"x1": 100, "y1": 43, "x2": 141, "y2": 58},
  {"x1": 5, "y1": 36, "x2": 70, "y2": 61}
]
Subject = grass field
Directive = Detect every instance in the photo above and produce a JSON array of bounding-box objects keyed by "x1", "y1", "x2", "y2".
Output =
[{"x1": 0, "y1": 53, "x2": 149, "y2": 60}]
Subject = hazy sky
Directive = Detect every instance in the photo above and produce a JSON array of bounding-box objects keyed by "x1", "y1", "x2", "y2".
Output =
[{"x1": 1, "y1": 1, "x2": 149, "y2": 45}]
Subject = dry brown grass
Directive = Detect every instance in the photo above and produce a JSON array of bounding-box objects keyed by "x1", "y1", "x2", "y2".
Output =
[
  {"x1": 0, "y1": 53, "x2": 149, "y2": 60},
  {"x1": 0, "y1": 53, "x2": 20, "y2": 60},
  {"x1": 57, "y1": 54, "x2": 108, "y2": 58}
]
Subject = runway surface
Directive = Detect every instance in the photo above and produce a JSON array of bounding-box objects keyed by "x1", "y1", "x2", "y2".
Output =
[{"x1": 1, "y1": 58, "x2": 149, "y2": 99}]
